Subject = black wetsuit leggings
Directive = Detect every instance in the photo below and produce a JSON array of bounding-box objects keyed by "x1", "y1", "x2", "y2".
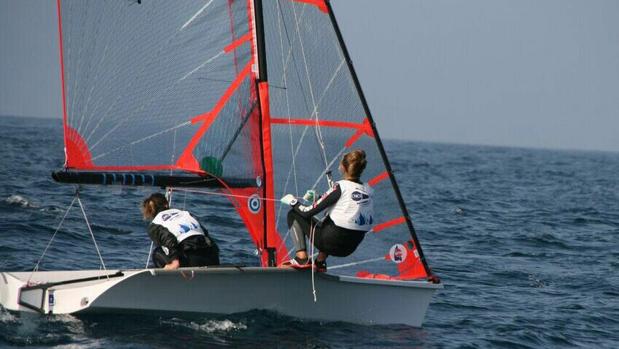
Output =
[
  {"x1": 287, "y1": 210, "x2": 365, "y2": 257},
  {"x1": 152, "y1": 242, "x2": 220, "y2": 268}
]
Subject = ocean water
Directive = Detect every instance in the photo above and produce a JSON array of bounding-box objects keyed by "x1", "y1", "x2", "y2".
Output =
[{"x1": 0, "y1": 115, "x2": 618, "y2": 348}]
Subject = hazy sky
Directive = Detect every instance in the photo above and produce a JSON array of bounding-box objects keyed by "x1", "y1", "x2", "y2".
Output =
[{"x1": 1, "y1": 0, "x2": 618, "y2": 152}]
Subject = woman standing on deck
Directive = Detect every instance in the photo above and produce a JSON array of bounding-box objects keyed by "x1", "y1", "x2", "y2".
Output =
[{"x1": 281, "y1": 149, "x2": 374, "y2": 271}]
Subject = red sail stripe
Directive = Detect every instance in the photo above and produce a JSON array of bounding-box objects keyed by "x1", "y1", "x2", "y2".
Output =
[
  {"x1": 224, "y1": 32, "x2": 252, "y2": 53},
  {"x1": 373, "y1": 216, "x2": 406, "y2": 233},
  {"x1": 227, "y1": 0, "x2": 241, "y2": 76},
  {"x1": 291, "y1": 0, "x2": 328, "y2": 13},
  {"x1": 191, "y1": 61, "x2": 252, "y2": 123},
  {"x1": 271, "y1": 118, "x2": 365, "y2": 130},
  {"x1": 56, "y1": 0, "x2": 69, "y2": 162},
  {"x1": 344, "y1": 118, "x2": 374, "y2": 147},
  {"x1": 271, "y1": 117, "x2": 375, "y2": 148},
  {"x1": 344, "y1": 129, "x2": 365, "y2": 148},
  {"x1": 178, "y1": 62, "x2": 253, "y2": 172},
  {"x1": 368, "y1": 171, "x2": 389, "y2": 187}
]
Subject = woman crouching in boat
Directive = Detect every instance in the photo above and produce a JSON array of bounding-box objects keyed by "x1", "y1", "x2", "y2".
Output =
[
  {"x1": 281, "y1": 149, "x2": 374, "y2": 271},
  {"x1": 141, "y1": 193, "x2": 220, "y2": 269}
]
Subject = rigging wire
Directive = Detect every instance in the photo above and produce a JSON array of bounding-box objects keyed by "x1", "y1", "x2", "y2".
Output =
[
  {"x1": 76, "y1": 190, "x2": 108, "y2": 274},
  {"x1": 275, "y1": 0, "x2": 300, "y2": 199},
  {"x1": 28, "y1": 188, "x2": 125, "y2": 284},
  {"x1": 271, "y1": 0, "x2": 344, "y2": 261},
  {"x1": 276, "y1": 2, "x2": 333, "y2": 186},
  {"x1": 174, "y1": 187, "x2": 282, "y2": 202},
  {"x1": 145, "y1": 242, "x2": 154, "y2": 268},
  {"x1": 328, "y1": 256, "x2": 386, "y2": 270},
  {"x1": 290, "y1": 2, "x2": 330, "y2": 174},
  {"x1": 145, "y1": 188, "x2": 175, "y2": 268},
  {"x1": 27, "y1": 195, "x2": 78, "y2": 285}
]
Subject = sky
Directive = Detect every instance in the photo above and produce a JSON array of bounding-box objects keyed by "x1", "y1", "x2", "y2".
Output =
[{"x1": 1, "y1": 0, "x2": 618, "y2": 152}]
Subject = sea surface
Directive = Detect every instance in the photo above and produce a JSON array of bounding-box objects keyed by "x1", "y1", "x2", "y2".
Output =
[{"x1": 0, "y1": 115, "x2": 618, "y2": 348}]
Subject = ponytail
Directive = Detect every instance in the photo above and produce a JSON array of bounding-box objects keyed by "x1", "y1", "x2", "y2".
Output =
[{"x1": 341, "y1": 149, "x2": 367, "y2": 180}]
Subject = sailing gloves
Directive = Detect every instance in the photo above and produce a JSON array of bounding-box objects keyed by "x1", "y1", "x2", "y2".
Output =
[
  {"x1": 282, "y1": 190, "x2": 317, "y2": 206},
  {"x1": 303, "y1": 190, "x2": 317, "y2": 203},
  {"x1": 281, "y1": 194, "x2": 298, "y2": 206}
]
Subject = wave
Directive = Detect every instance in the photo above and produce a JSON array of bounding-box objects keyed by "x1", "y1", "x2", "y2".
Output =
[
  {"x1": 5, "y1": 194, "x2": 37, "y2": 208},
  {"x1": 160, "y1": 318, "x2": 247, "y2": 334}
]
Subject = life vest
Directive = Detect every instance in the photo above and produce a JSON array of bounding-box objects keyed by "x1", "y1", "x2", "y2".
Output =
[
  {"x1": 152, "y1": 209, "x2": 205, "y2": 243},
  {"x1": 327, "y1": 180, "x2": 374, "y2": 231}
]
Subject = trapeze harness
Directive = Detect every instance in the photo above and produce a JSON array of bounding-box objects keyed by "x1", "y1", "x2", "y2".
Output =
[
  {"x1": 148, "y1": 209, "x2": 220, "y2": 267},
  {"x1": 288, "y1": 179, "x2": 374, "y2": 257}
]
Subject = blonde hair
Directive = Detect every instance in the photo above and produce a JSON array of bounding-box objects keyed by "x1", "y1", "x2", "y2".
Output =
[{"x1": 341, "y1": 149, "x2": 367, "y2": 180}]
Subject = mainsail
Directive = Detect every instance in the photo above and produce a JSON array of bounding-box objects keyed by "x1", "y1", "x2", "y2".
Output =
[{"x1": 56, "y1": 0, "x2": 433, "y2": 279}]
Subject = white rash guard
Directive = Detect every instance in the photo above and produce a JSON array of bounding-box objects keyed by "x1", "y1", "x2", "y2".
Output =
[
  {"x1": 326, "y1": 180, "x2": 374, "y2": 231},
  {"x1": 152, "y1": 209, "x2": 205, "y2": 243}
]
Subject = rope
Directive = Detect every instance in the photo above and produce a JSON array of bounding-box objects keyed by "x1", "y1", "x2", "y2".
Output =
[
  {"x1": 27, "y1": 195, "x2": 78, "y2": 285},
  {"x1": 173, "y1": 187, "x2": 283, "y2": 202},
  {"x1": 76, "y1": 192, "x2": 108, "y2": 274},
  {"x1": 290, "y1": 2, "x2": 330, "y2": 171},
  {"x1": 304, "y1": 194, "x2": 318, "y2": 302},
  {"x1": 328, "y1": 256, "x2": 386, "y2": 270},
  {"x1": 311, "y1": 146, "x2": 347, "y2": 190},
  {"x1": 309, "y1": 220, "x2": 317, "y2": 302},
  {"x1": 145, "y1": 241, "x2": 154, "y2": 268},
  {"x1": 145, "y1": 188, "x2": 175, "y2": 268},
  {"x1": 275, "y1": 0, "x2": 300, "y2": 199}
]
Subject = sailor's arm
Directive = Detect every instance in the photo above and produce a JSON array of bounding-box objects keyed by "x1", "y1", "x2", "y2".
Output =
[
  {"x1": 292, "y1": 184, "x2": 341, "y2": 219},
  {"x1": 147, "y1": 223, "x2": 180, "y2": 261},
  {"x1": 163, "y1": 259, "x2": 180, "y2": 270}
]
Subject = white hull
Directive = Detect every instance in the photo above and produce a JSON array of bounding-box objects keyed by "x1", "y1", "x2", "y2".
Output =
[{"x1": 1, "y1": 267, "x2": 441, "y2": 327}]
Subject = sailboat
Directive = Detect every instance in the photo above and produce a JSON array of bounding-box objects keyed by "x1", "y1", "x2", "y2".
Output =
[{"x1": 0, "y1": 0, "x2": 441, "y2": 326}]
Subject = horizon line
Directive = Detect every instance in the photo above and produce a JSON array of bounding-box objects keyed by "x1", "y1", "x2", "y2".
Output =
[{"x1": 1, "y1": 114, "x2": 617, "y2": 155}]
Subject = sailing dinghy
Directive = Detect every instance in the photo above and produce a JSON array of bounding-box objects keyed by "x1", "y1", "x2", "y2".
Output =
[{"x1": 0, "y1": 0, "x2": 441, "y2": 326}]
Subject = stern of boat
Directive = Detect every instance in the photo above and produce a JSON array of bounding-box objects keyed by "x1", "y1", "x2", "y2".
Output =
[{"x1": 0, "y1": 270, "x2": 141, "y2": 314}]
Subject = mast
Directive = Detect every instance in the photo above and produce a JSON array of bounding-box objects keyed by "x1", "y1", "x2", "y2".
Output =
[
  {"x1": 253, "y1": 0, "x2": 268, "y2": 83},
  {"x1": 324, "y1": 0, "x2": 434, "y2": 278},
  {"x1": 253, "y1": 0, "x2": 277, "y2": 266}
]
